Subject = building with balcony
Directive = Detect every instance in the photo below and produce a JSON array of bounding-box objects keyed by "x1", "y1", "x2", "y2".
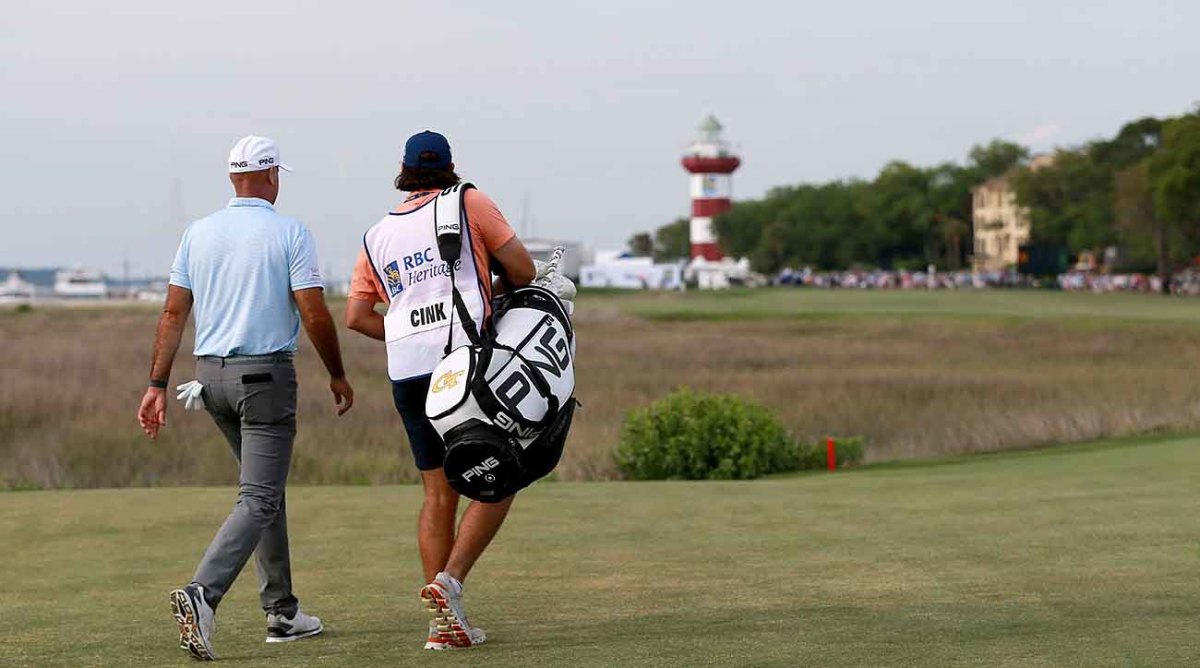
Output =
[
  {"x1": 970, "y1": 155, "x2": 1053, "y2": 273},
  {"x1": 970, "y1": 176, "x2": 1029, "y2": 273}
]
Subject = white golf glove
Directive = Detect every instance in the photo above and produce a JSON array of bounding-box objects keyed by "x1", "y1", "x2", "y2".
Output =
[{"x1": 175, "y1": 380, "x2": 205, "y2": 411}]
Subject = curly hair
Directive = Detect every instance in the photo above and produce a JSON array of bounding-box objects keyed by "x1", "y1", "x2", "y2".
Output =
[{"x1": 394, "y1": 154, "x2": 461, "y2": 192}]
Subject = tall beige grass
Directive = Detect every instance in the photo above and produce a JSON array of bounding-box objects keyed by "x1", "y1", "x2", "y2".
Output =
[{"x1": 4, "y1": 304, "x2": 1200, "y2": 488}]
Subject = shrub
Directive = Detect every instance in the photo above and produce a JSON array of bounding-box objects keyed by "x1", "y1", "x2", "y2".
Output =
[
  {"x1": 616, "y1": 388, "x2": 800, "y2": 480},
  {"x1": 831, "y1": 436, "x2": 865, "y2": 467},
  {"x1": 796, "y1": 437, "x2": 865, "y2": 469}
]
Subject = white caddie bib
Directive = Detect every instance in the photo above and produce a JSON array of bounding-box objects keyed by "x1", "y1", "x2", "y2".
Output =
[{"x1": 363, "y1": 189, "x2": 487, "y2": 381}]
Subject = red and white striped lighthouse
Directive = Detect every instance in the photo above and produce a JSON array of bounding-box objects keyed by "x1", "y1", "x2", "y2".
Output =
[{"x1": 681, "y1": 116, "x2": 741, "y2": 261}]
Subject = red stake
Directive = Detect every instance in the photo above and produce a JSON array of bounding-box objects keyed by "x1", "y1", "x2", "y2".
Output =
[{"x1": 826, "y1": 437, "x2": 836, "y2": 471}]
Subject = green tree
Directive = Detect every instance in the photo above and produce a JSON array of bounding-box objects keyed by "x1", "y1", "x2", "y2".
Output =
[
  {"x1": 1148, "y1": 114, "x2": 1200, "y2": 292},
  {"x1": 1011, "y1": 147, "x2": 1115, "y2": 252},
  {"x1": 699, "y1": 112, "x2": 1193, "y2": 276},
  {"x1": 927, "y1": 163, "x2": 974, "y2": 269},
  {"x1": 936, "y1": 214, "x2": 970, "y2": 270},
  {"x1": 1149, "y1": 114, "x2": 1200, "y2": 227},
  {"x1": 652, "y1": 218, "x2": 690, "y2": 261},
  {"x1": 1113, "y1": 162, "x2": 1161, "y2": 274},
  {"x1": 714, "y1": 181, "x2": 874, "y2": 272},
  {"x1": 967, "y1": 140, "x2": 1029, "y2": 179},
  {"x1": 626, "y1": 232, "x2": 653, "y2": 257},
  {"x1": 1094, "y1": 117, "x2": 1163, "y2": 170},
  {"x1": 712, "y1": 193, "x2": 788, "y2": 263},
  {"x1": 1013, "y1": 117, "x2": 1166, "y2": 264},
  {"x1": 859, "y1": 161, "x2": 936, "y2": 269}
]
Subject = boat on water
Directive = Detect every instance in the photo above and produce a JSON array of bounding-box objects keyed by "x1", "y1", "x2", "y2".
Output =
[
  {"x1": 53, "y1": 268, "x2": 107, "y2": 298},
  {"x1": 0, "y1": 271, "x2": 36, "y2": 303}
]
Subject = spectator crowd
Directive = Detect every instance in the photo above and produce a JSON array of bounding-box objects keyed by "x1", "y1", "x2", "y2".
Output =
[{"x1": 773, "y1": 267, "x2": 1200, "y2": 295}]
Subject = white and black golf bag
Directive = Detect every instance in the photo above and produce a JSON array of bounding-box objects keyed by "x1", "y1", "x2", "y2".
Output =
[{"x1": 424, "y1": 183, "x2": 578, "y2": 503}]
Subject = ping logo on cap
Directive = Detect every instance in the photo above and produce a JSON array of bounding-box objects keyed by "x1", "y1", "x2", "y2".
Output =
[{"x1": 228, "y1": 135, "x2": 292, "y2": 174}]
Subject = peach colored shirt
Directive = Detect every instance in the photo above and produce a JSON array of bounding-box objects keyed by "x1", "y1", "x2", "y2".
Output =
[{"x1": 349, "y1": 188, "x2": 516, "y2": 306}]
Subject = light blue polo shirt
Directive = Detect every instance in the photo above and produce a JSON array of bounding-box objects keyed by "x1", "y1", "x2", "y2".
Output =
[{"x1": 170, "y1": 197, "x2": 323, "y2": 357}]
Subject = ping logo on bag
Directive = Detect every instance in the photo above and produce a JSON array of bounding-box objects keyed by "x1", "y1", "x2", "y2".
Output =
[
  {"x1": 494, "y1": 412, "x2": 540, "y2": 439},
  {"x1": 431, "y1": 369, "x2": 465, "y2": 393},
  {"x1": 527, "y1": 319, "x2": 571, "y2": 379},
  {"x1": 461, "y1": 457, "x2": 501, "y2": 482}
]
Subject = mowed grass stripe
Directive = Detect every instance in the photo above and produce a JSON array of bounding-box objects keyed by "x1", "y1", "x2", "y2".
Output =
[{"x1": 1, "y1": 436, "x2": 1197, "y2": 667}]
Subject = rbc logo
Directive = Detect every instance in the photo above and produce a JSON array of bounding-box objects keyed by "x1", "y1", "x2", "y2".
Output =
[
  {"x1": 403, "y1": 248, "x2": 436, "y2": 270},
  {"x1": 384, "y1": 261, "x2": 404, "y2": 297}
]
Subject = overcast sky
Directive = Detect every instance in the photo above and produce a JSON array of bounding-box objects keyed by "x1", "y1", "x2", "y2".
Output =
[{"x1": 2, "y1": 0, "x2": 1197, "y2": 278}]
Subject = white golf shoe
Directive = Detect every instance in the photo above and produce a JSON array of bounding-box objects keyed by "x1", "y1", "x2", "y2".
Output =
[
  {"x1": 170, "y1": 584, "x2": 217, "y2": 661},
  {"x1": 265, "y1": 609, "x2": 324, "y2": 643},
  {"x1": 419, "y1": 572, "x2": 487, "y2": 650},
  {"x1": 424, "y1": 620, "x2": 449, "y2": 650}
]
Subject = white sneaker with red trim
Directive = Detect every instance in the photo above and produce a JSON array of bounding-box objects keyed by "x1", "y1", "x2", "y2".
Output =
[
  {"x1": 424, "y1": 621, "x2": 449, "y2": 650},
  {"x1": 419, "y1": 572, "x2": 487, "y2": 650}
]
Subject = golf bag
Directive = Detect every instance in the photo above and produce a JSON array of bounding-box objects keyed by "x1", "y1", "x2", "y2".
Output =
[{"x1": 424, "y1": 183, "x2": 578, "y2": 503}]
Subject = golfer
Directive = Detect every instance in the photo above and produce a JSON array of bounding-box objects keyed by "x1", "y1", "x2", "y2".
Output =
[
  {"x1": 136, "y1": 135, "x2": 354, "y2": 661},
  {"x1": 345, "y1": 130, "x2": 535, "y2": 650}
]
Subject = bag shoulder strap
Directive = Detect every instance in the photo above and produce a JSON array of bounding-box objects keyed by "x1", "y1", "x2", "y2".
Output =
[
  {"x1": 434, "y1": 182, "x2": 472, "y2": 262},
  {"x1": 434, "y1": 182, "x2": 482, "y2": 354}
]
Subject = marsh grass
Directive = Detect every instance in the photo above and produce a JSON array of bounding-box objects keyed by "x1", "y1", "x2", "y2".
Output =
[{"x1": 4, "y1": 293, "x2": 1200, "y2": 488}]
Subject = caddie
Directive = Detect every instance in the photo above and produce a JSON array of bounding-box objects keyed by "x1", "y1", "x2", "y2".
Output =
[
  {"x1": 344, "y1": 130, "x2": 535, "y2": 650},
  {"x1": 136, "y1": 135, "x2": 354, "y2": 661}
]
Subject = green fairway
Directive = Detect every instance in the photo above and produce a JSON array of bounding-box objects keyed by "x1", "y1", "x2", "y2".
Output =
[
  {"x1": 2, "y1": 437, "x2": 1197, "y2": 667},
  {"x1": 579, "y1": 287, "x2": 1200, "y2": 324}
]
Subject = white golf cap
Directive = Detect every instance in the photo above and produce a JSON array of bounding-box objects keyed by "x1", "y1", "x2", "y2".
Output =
[{"x1": 228, "y1": 135, "x2": 292, "y2": 174}]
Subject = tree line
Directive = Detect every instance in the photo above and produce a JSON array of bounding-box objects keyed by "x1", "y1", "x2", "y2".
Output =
[
  {"x1": 634, "y1": 110, "x2": 1200, "y2": 288},
  {"x1": 1015, "y1": 112, "x2": 1200, "y2": 290}
]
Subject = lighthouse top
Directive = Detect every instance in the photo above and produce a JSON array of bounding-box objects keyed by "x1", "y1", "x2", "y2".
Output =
[
  {"x1": 688, "y1": 115, "x2": 732, "y2": 158},
  {"x1": 682, "y1": 115, "x2": 741, "y2": 173},
  {"x1": 698, "y1": 115, "x2": 724, "y2": 142}
]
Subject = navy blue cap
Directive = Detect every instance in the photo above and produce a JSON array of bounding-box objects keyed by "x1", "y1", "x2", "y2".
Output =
[{"x1": 403, "y1": 130, "x2": 452, "y2": 169}]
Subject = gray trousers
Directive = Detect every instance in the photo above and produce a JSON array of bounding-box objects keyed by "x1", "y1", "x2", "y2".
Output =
[{"x1": 191, "y1": 354, "x2": 299, "y2": 617}]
